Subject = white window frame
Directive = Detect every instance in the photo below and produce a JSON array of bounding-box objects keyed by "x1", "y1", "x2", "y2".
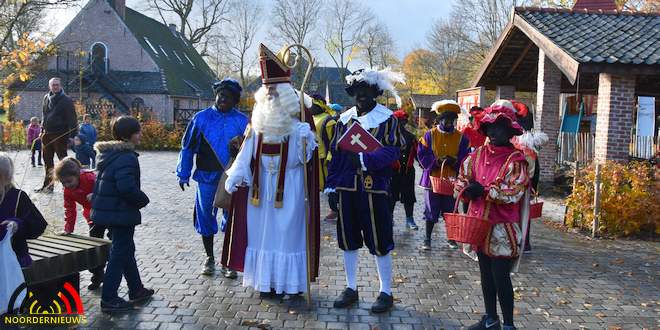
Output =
[
  {"x1": 172, "y1": 50, "x2": 183, "y2": 64},
  {"x1": 90, "y1": 42, "x2": 109, "y2": 73},
  {"x1": 143, "y1": 37, "x2": 159, "y2": 56},
  {"x1": 158, "y1": 45, "x2": 169, "y2": 59},
  {"x1": 184, "y1": 53, "x2": 195, "y2": 67}
]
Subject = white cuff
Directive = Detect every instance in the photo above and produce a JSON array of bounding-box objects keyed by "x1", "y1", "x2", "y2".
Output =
[
  {"x1": 322, "y1": 188, "x2": 336, "y2": 194},
  {"x1": 358, "y1": 152, "x2": 367, "y2": 171}
]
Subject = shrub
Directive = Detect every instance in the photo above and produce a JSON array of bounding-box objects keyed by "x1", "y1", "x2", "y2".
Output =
[
  {"x1": 138, "y1": 120, "x2": 182, "y2": 150},
  {"x1": 565, "y1": 161, "x2": 659, "y2": 237},
  {"x1": 2, "y1": 121, "x2": 27, "y2": 148},
  {"x1": 92, "y1": 108, "x2": 183, "y2": 150}
]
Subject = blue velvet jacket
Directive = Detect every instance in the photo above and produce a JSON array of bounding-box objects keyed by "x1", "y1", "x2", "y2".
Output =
[
  {"x1": 176, "y1": 106, "x2": 248, "y2": 185},
  {"x1": 326, "y1": 105, "x2": 403, "y2": 194}
]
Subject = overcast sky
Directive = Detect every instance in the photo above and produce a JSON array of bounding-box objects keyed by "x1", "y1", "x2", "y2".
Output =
[{"x1": 44, "y1": 0, "x2": 454, "y2": 69}]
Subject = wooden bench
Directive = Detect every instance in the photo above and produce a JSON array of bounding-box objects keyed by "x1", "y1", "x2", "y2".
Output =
[{"x1": 23, "y1": 234, "x2": 111, "y2": 298}]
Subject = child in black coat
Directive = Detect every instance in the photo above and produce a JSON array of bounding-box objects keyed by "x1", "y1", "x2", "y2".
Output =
[{"x1": 91, "y1": 116, "x2": 153, "y2": 313}]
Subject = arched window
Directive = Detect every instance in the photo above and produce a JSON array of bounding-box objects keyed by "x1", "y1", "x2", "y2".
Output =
[
  {"x1": 90, "y1": 42, "x2": 108, "y2": 74},
  {"x1": 132, "y1": 97, "x2": 145, "y2": 110}
]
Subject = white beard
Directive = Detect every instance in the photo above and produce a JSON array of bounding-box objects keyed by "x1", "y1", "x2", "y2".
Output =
[{"x1": 251, "y1": 83, "x2": 302, "y2": 143}]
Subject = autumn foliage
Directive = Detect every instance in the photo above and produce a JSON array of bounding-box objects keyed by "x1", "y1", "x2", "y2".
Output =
[
  {"x1": 566, "y1": 161, "x2": 659, "y2": 237},
  {"x1": 94, "y1": 108, "x2": 184, "y2": 151},
  {"x1": 1, "y1": 34, "x2": 54, "y2": 121}
]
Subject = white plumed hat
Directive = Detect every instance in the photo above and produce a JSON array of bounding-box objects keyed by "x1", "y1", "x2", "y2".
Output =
[{"x1": 345, "y1": 68, "x2": 405, "y2": 107}]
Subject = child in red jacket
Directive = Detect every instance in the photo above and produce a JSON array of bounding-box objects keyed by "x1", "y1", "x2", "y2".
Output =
[{"x1": 54, "y1": 156, "x2": 108, "y2": 290}]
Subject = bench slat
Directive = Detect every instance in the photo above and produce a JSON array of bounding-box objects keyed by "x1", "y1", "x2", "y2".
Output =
[
  {"x1": 28, "y1": 243, "x2": 77, "y2": 256},
  {"x1": 28, "y1": 239, "x2": 84, "y2": 253},
  {"x1": 27, "y1": 248, "x2": 59, "y2": 258},
  {"x1": 23, "y1": 235, "x2": 110, "y2": 285},
  {"x1": 48, "y1": 234, "x2": 110, "y2": 246},
  {"x1": 35, "y1": 236, "x2": 99, "y2": 249}
]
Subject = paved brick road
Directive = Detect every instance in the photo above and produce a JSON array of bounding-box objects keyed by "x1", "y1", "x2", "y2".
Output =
[{"x1": 11, "y1": 150, "x2": 658, "y2": 329}]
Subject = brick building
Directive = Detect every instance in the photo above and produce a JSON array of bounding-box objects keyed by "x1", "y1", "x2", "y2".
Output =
[
  {"x1": 10, "y1": 0, "x2": 217, "y2": 124},
  {"x1": 471, "y1": 0, "x2": 660, "y2": 181}
]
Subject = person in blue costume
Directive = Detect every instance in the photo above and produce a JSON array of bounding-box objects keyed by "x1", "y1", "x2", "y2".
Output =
[{"x1": 176, "y1": 78, "x2": 248, "y2": 277}]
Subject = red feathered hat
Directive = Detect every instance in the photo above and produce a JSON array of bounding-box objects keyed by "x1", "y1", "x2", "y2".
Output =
[
  {"x1": 511, "y1": 100, "x2": 529, "y2": 118},
  {"x1": 478, "y1": 100, "x2": 524, "y2": 135},
  {"x1": 258, "y1": 43, "x2": 291, "y2": 85},
  {"x1": 393, "y1": 110, "x2": 408, "y2": 121}
]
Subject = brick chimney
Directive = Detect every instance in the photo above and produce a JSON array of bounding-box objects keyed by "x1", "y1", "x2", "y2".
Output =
[
  {"x1": 572, "y1": 0, "x2": 617, "y2": 11},
  {"x1": 169, "y1": 24, "x2": 177, "y2": 34},
  {"x1": 108, "y1": 0, "x2": 126, "y2": 19}
]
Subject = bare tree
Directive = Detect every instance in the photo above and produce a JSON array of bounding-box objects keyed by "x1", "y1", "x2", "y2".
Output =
[
  {"x1": 322, "y1": 0, "x2": 374, "y2": 80},
  {"x1": 214, "y1": 0, "x2": 261, "y2": 89},
  {"x1": 360, "y1": 20, "x2": 395, "y2": 69},
  {"x1": 428, "y1": 16, "x2": 474, "y2": 95},
  {"x1": 0, "y1": 0, "x2": 79, "y2": 53},
  {"x1": 269, "y1": 0, "x2": 322, "y2": 48},
  {"x1": 269, "y1": 0, "x2": 322, "y2": 87},
  {"x1": 450, "y1": 0, "x2": 519, "y2": 61},
  {"x1": 149, "y1": 0, "x2": 229, "y2": 49}
]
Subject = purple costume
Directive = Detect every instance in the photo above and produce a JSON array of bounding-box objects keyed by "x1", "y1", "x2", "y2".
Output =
[
  {"x1": 0, "y1": 188, "x2": 48, "y2": 267},
  {"x1": 326, "y1": 104, "x2": 403, "y2": 256},
  {"x1": 417, "y1": 124, "x2": 469, "y2": 223}
]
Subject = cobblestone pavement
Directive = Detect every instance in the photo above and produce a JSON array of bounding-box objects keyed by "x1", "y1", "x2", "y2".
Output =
[{"x1": 11, "y1": 150, "x2": 658, "y2": 329}]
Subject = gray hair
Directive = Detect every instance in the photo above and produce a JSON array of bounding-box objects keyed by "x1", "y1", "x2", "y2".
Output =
[
  {"x1": 49, "y1": 77, "x2": 61, "y2": 85},
  {"x1": 0, "y1": 153, "x2": 15, "y2": 205}
]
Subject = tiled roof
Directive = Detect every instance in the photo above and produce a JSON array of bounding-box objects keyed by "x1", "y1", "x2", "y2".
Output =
[
  {"x1": 123, "y1": 8, "x2": 217, "y2": 99},
  {"x1": 11, "y1": 70, "x2": 166, "y2": 94},
  {"x1": 246, "y1": 66, "x2": 353, "y2": 107},
  {"x1": 517, "y1": 8, "x2": 660, "y2": 65}
]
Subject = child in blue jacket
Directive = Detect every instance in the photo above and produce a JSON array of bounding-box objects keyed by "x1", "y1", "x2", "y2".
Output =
[{"x1": 91, "y1": 116, "x2": 153, "y2": 313}]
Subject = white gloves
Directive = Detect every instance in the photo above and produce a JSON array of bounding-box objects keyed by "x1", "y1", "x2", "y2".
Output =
[
  {"x1": 1, "y1": 220, "x2": 18, "y2": 235},
  {"x1": 298, "y1": 122, "x2": 312, "y2": 138},
  {"x1": 224, "y1": 175, "x2": 242, "y2": 193}
]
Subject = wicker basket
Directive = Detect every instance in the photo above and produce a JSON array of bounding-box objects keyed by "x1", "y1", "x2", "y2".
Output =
[
  {"x1": 443, "y1": 189, "x2": 492, "y2": 245},
  {"x1": 430, "y1": 160, "x2": 455, "y2": 195},
  {"x1": 529, "y1": 201, "x2": 543, "y2": 219}
]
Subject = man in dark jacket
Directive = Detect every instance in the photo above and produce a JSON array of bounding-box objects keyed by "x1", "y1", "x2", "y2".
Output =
[{"x1": 36, "y1": 77, "x2": 78, "y2": 193}]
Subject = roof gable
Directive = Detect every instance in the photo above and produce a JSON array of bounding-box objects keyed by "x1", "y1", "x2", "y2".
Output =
[{"x1": 123, "y1": 7, "x2": 217, "y2": 99}]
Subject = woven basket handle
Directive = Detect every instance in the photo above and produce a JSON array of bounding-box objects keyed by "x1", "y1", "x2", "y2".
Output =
[
  {"x1": 453, "y1": 187, "x2": 467, "y2": 213},
  {"x1": 439, "y1": 158, "x2": 446, "y2": 177},
  {"x1": 531, "y1": 187, "x2": 539, "y2": 203}
]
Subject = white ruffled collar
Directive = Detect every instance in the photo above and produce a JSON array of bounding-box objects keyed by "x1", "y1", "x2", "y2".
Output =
[{"x1": 339, "y1": 104, "x2": 392, "y2": 129}]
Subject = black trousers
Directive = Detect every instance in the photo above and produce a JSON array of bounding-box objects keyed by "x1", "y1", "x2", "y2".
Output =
[
  {"x1": 478, "y1": 252, "x2": 515, "y2": 326},
  {"x1": 337, "y1": 190, "x2": 394, "y2": 256},
  {"x1": 41, "y1": 133, "x2": 69, "y2": 188}
]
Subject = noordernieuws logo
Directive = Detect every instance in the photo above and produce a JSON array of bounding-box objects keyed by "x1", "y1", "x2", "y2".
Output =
[{"x1": 3, "y1": 282, "x2": 87, "y2": 326}]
